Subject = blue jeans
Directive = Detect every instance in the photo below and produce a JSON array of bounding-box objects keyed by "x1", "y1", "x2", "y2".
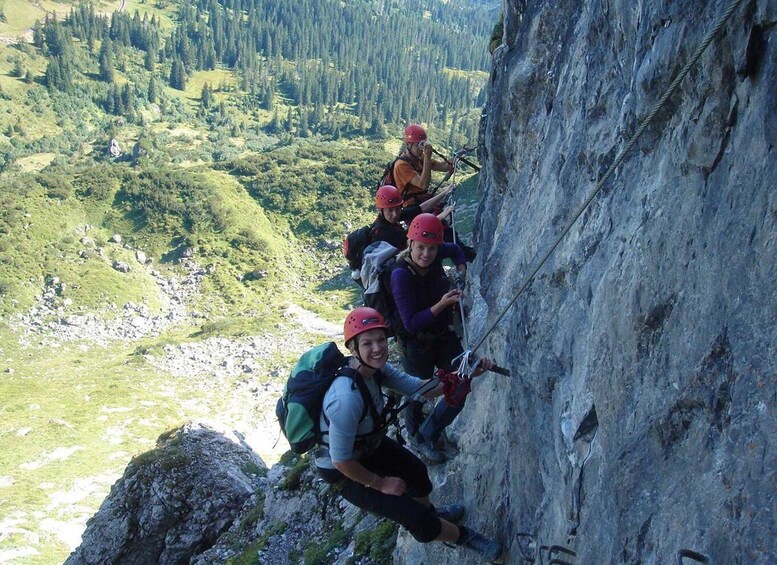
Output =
[{"x1": 399, "y1": 331, "x2": 464, "y2": 444}]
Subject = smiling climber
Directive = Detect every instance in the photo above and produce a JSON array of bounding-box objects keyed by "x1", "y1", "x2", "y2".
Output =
[
  {"x1": 390, "y1": 213, "x2": 490, "y2": 463},
  {"x1": 315, "y1": 307, "x2": 502, "y2": 562},
  {"x1": 372, "y1": 184, "x2": 454, "y2": 251}
]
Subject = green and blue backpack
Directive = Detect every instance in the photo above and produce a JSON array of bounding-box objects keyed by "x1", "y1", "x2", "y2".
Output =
[{"x1": 276, "y1": 342, "x2": 380, "y2": 454}]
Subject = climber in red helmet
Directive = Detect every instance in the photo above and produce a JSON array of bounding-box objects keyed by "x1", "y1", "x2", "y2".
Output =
[
  {"x1": 372, "y1": 184, "x2": 454, "y2": 251},
  {"x1": 393, "y1": 124, "x2": 454, "y2": 207},
  {"x1": 315, "y1": 307, "x2": 502, "y2": 562},
  {"x1": 389, "y1": 213, "x2": 488, "y2": 463}
]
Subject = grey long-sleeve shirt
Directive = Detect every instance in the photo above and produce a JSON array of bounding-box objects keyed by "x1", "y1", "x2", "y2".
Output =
[{"x1": 315, "y1": 362, "x2": 431, "y2": 470}]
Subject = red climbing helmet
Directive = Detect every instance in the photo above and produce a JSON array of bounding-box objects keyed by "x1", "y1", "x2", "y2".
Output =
[
  {"x1": 375, "y1": 185, "x2": 404, "y2": 209},
  {"x1": 343, "y1": 307, "x2": 389, "y2": 344},
  {"x1": 403, "y1": 124, "x2": 427, "y2": 144},
  {"x1": 407, "y1": 213, "x2": 444, "y2": 245}
]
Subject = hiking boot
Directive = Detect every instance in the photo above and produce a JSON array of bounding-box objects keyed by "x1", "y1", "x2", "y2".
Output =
[
  {"x1": 435, "y1": 504, "x2": 466, "y2": 523},
  {"x1": 457, "y1": 526, "x2": 502, "y2": 562},
  {"x1": 416, "y1": 440, "x2": 446, "y2": 464},
  {"x1": 436, "y1": 431, "x2": 458, "y2": 452}
]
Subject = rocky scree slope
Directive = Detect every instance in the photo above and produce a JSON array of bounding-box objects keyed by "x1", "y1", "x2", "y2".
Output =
[{"x1": 418, "y1": 1, "x2": 775, "y2": 564}]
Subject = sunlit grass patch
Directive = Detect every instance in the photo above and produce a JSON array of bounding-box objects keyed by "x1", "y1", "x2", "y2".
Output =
[
  {"x1": 0, "y1": 0, "x2": 43, "y2": 36},
  {"x1": 442, "y1": 67, "x2": 489, "y2": 81},
  {"x1": 382, "y1": 138, "x2": 402, "y2": 156},
  {"x1": 0, "y1": 338, "x2": 208, "y2": 563},
  {"x1": 119, "y1": 0, "x2": 176, "y2": 29},
  {"x1": 0, "y1": 0, "x2": 76, "y2": 35},
  {"x1": 184, "y1": 68, "x2": 236, "y2": 99},
  {"x1": 14, "y1": 152, "x2": 58, "y2": 173}
]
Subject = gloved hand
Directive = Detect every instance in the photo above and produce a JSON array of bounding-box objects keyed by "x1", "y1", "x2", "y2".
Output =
[{"x1": 455, "y1": 272, "x2": 466, "y2": 291}]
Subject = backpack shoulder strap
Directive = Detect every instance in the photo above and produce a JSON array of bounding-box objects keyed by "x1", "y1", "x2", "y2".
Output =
[
  {"x1": 397, "y1": 256, "x2": 418, "y2": 277},
  {"x1": 338, "y1": 366, "x2": 381, "y2": 424}
]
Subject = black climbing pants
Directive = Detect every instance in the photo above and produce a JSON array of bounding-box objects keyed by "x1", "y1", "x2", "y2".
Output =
[{"x1": 317, "y1": 437, "x2": 441, "y2": 543}]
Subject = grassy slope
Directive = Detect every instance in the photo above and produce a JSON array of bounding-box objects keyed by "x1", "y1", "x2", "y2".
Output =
[
  {"x1": 0, "y1": 328, "x2": 200, "y2": 564},
  {"x1": 0, "y1": 36, "x2": 327, "y2": 564},
  {"x1": 0, "y1": 42, "x2": 371, "y2": 565}
]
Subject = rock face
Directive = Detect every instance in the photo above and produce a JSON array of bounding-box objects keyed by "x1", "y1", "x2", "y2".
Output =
[
  {"x1": 430, "y1": 1, "x2": 775, "y2": 564},
  {"x1": 65, "y1": 423, "x2": 265, "y2": 565}
]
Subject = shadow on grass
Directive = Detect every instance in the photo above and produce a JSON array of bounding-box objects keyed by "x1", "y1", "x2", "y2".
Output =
[{"x1": 316, "y1": 269, "x2": 362, "y2": 308}]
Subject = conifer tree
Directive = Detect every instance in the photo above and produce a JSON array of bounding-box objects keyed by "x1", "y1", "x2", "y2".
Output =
[
  {"x1": 201, "y1": 83, "x2": 213, "y2": 109},
  {"x1": 148, "y1": 75, "x2": 157, "y2": 103},
  {"x1": 12, "y1": 58, "x2": 24, "y2": 78},
  {"x1": 121, "y1": 83, "x2": 135, "y2": 117},
  {"x1": 99, "y1": 37, "x2": 115, "y2": 82},
  {"x1": 284, "y1": 108, "x2": 293, "y2": 132},
  {"x1": 267, "y1": 110, "x2": 281, "y2": 133},
  {"x1": 298, "y1": 110, "x2": 309, "y2": 137},
  {"x1": 169, "y1": 59, "x2": 186, "y2": 90},
  {"x1": 45, "y1": 58, "x2": 61, "y2": 90},
  {"x1": 144, "y1": 47, "x2": 156, "y2": 72},
  {"x1": 32, "y1": 22, "x2": 45, "y2": 48}
]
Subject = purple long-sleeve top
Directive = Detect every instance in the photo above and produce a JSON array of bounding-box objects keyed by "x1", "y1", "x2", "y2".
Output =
[{"x1": 390, "y1": 243, "x2": 465, "y2": 336}]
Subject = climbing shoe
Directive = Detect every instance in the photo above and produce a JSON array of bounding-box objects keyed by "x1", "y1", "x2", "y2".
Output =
[
  {"x1": 416, "y1": 440, "x2": 446, "y2": 464},
  {"x1": 435, "y1": 504, "x2": 466, "y2": 523},
  {"x1": 457, "y1": 526, "x2": 502, "y2": 562}
]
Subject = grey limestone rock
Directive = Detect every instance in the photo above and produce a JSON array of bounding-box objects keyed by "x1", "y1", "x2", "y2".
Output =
[
  {"x1": 65, "y1": 422, "x2": 265, "y2": 565},
  {"x1": 108, "y1": 139, "x2": 122, "y2": 158},
  {"x1": 438, "y1": 1, "x2": 777, "y2": 564},
  {"x1": 112, "y1": 260, "x2": 130, "y2": 273}
]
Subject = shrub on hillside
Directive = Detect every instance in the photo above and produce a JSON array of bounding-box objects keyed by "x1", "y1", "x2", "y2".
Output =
[
  {"x1": 73, "y1": 163, "x2": 123, "y2": 200},
  {"x1": 0, "y1": 281, "x2": 13, "y2": 296},
  {"x1": 230, "y1": 228, "x2": 269, "y2": 253},
  {"x1": 233, "y1": 142, "x2": 384, "y2": 239},
  {"x1": 36, "y1": 172, "x2": 73, "y2": 200},
  {"x1": 117, "y1": 167, "x2": 222, "y2": 238},
  {"x1": 0, "y1": 146, "x2": 13, "y2": 173}
]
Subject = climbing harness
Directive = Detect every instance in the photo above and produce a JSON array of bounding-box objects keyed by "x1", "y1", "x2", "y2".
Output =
[{"x1": 467, "y1": 0, "x2": 747, "y2": 357}]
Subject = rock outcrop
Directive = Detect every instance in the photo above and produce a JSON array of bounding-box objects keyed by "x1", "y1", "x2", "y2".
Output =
[
  {"x1": 66, "y1": 424, "x2": 395, "y2": 565},
  {"x1": 422, "y1": 1, "x2": 775, "y2": 564},
  {"x1": 65, "y1": 423, "x2": 265, "y2": 565}
]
